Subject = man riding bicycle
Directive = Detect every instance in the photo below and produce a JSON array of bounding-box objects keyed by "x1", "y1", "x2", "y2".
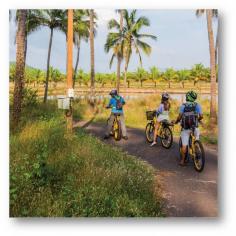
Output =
[
  {"x1": 173, "y1": 91, "x2": 203, "y2": 166},
  {"x1": 104, "y1": 89, "x2": 128, "y2": 140}
]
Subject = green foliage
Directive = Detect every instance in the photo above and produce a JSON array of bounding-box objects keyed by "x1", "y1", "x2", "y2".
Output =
[
  {"x1": 22, "y1": 87, "x2": 38, "y2": 107},
  {"x1": 10, "y1": 102, "x2": 163, "y2": 217}
]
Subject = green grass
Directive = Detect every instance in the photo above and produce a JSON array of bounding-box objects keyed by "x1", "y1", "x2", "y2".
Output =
[{"x1": 10, "y1": 102, "x2": 163, "y2": 217}]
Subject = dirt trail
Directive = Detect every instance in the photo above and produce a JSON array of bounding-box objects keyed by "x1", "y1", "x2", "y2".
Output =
[{"x1": 85, "y1": 123, "x2": 218, "y2": 217}]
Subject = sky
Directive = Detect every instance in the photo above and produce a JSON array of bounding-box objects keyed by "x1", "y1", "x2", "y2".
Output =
[{"x1": 9, "y1": 9, "x2": 218, "y2": 73}]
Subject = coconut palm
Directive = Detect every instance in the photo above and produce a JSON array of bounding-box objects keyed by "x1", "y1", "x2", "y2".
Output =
[
  {"x1": 149, "y1": 66, "x2": 160, "y2": 87},
  {"x1": 34, "y1": 10, "x2": 66, "y2": 103},
  {"x1": 177, "y1": 69, "x2": 190, "y2": 88},
  {"x1": 105, "y1": 10, "x2": 157, "y2": 88},
  {"x1": 196, "y1": 9, "x2": 218, "y2": 122},
  {"x1": 72, "y1": 10, "x2": 90, "y2": 88},
  {"x1": 15, "y1": 10, "x2": 43, "y2": 67},
  {"x1": 163, "y1": 68, "x2": 177, "y2": 89},
  {"x1": 12, "y1": 10, "x2": 27, "y2": 127},
  {"x1": 89, "y1": 9, "x2": 95, "y2": 92},
  {"x1": 136, "y1": 67, "x2": 147, "y2": 87}
]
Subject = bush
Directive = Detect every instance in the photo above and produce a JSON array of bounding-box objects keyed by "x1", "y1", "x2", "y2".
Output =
[{"x1": 10, "y1": 102, "x2": 163, "y2": 217}]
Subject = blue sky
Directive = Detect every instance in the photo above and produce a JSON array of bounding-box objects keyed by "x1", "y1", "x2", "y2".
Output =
[{"x1": 9, "y1": 9, "x2": 218, "y2": 73}]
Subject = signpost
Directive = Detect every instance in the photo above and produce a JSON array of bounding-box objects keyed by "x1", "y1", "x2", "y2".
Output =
[{"x1": 66, "y1": 9, "x2": 73, "y2": 131}]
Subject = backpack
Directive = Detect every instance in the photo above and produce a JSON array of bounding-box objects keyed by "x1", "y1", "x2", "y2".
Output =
[
  {"x1": 181, "y1": 102, "x2": 198, "y2": 129},
  {"x1": 115, "y1": 96, "x2": 123, "y2": 110}
]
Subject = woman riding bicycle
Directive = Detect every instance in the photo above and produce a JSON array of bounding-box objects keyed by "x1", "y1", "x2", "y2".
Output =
[
  {"x1": 173, "y1": 90, "x2": 203, "y2": 166},
  {"x1": 104, "y1": 89, "x2": 128, "y2": 140},
  {"x1": 150, "y1": 92, "x2": 171, "y2": 147}
]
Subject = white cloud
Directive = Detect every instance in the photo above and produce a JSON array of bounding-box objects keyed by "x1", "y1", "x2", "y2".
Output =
[{"x1": 96, "y1": 9, "x2": 119, "y2": 27}]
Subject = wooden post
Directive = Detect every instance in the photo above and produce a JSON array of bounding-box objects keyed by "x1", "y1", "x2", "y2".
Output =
[{"x1": 66, "y1": 9, "x2": 73, "y2": 131}]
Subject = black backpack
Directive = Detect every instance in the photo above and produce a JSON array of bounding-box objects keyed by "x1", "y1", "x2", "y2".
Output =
[
  {"x1": 115, "y1": 96, "x2": 123, "y2": 110},
  {"x1": 181, "y1": 102, "x2": 198, "y2": 129}
]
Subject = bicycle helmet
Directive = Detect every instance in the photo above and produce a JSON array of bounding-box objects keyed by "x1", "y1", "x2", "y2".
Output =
[
  {"x1": 186, "y1": 90, "x2": 197, "y2": 102},
  {"x1": 161, "y1": 92, "x2": 170, "y2": 101},
  {"x1": 109, "y1": 89, "x2": 118, "y2": 96}
]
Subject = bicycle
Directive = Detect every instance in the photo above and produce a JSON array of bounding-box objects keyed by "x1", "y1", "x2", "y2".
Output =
[
  {"x1": 179, "y1": 125, "x2": 205, "y2": 172},
  {"x1": 107, "y1": 113, "x2": 122, "y2": 141},
  {"x1": 145, "y1": 110, "x2": 173, "y2": 149}
]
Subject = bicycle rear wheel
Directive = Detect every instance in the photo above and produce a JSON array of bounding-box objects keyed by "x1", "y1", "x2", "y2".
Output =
[
  {"x1": 145, "y1": 122, "x2": 154, "y2": 143},
  {"x1": 161, "y1": 127, "x2": 173, "y2": 149},
  {"x1": 113, "y1": 119, "x2": 122, "y2": 141},
  {"x1": 193, "y1": 140, "x2": 205, "y2": 172}
]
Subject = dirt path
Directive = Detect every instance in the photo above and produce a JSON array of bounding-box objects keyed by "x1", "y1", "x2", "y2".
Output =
[{"x1": 85, "y1": 123, "x2": 218, "y2": 217}]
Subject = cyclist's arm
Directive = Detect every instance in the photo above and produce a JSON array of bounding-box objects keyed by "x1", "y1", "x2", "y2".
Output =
[
  {"x1": 156, "y1": 104, "x2": 163, "y2": 117},
  {"x1": 174, "y1": 113, "x2": 182, "y2": 124},
  {"x1": 196, "y1": 104, "x2": 203, "y2": 121}
]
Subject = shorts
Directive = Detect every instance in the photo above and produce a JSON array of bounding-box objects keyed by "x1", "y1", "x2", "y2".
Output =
[
  {"x1": 157, "y1": 114, "x2": 169, "y2": 122},
  {"x1": 181, "y1": 128, "x2": 200, "y2": 146}
]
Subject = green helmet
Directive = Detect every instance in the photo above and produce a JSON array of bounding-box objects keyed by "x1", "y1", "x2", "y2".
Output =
[{"x1": 186, "y1": 90, "x2": 197, "y2": 102}]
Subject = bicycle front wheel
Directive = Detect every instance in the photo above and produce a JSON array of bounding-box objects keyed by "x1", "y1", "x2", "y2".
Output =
[
  {"x1": 161, "y1": 127, "x2": 173, "y2": 149},
  {"x1": 145, "y1": 122, "x2": 154, "y2": 143},
  {"x1": 113, "y1": 119, "x2": 122, "y2": 141},
  {"x1": 193, "y1": 140, "x2": 205, "y2": 172}
]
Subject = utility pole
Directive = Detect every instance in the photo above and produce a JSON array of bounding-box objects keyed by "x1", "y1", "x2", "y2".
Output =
[{"x1": 66, "y1": 9, "x2": 74, "y2": 131}]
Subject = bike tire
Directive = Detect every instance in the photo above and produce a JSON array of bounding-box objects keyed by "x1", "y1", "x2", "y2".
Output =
[
  {"x1": 145, "y1": 122, "x2": 154, "y2": 143},
  {"x1": 114, "y1": 119, "x2": 122, "y2": 141},
  {"x1": 193, "y1": 140, "x2": 205, "y2": 172},
  {"x1": 161, "y1": 126, "x2": 173, "y2": 149}
]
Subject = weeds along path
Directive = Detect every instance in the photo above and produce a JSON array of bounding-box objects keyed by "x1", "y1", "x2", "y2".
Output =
[{"x1": 85, "y1": 122, "x2": 218, "y2": 217}]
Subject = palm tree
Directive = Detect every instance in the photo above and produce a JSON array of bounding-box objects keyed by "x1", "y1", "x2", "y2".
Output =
[
  {"x1": 35, "y1": 10, "x2": 65, "y2": 103},
  {"x1": 89, "y1": 9, "x2": 95, "y2": 93},
  {"x1": 136, "y1": 67, "x2": 147, "y2": 87},
  {"x1": 149, "y1": 66, "x2": 160, "y2": 87},
  {"x1": 177, "y1": 69, "x2": 190, "y2": 88},
  {"x1": 72, "y1": 10, "x2": 90, "y2": 88},
  {"x1": 116, "y1": 9, "x2": 124, "y2": 92},
  {"x1": 196, "y1": 9, "x2": 218, "y2": 122},
  {"x1": 15, "y1": 10, "x2": 42, "y2": 67},
  {"x1": 163, "y1": 68, "x2": 177, "y2": 89},
  {"x1": 12, "y1": 10, "x2": 27, "y2": 127},
  {"x1": 105, "y1": 10, "x2": 157, "y2": 88}
]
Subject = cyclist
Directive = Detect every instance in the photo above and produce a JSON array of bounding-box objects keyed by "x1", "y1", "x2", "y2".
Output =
[
  {"x1": 104, "y1": 89, "x2": 128, "y2": 140},
  {"x1": 173, "y1": 91, "x2": 203, "y2": 166},
  {"x1": 150, "y1": 92, "x2": 171, "y2": 147}
]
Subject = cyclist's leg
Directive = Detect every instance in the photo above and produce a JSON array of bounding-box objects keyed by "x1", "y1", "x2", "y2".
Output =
[
  {"x1": 180, "y1": 129, "x2": 190, "y2": 165},
  {"x1": 151, "y1": 120, "x2": 160, "y2": 146},
  {"x1": 105, "y1": 113, "x2": 115, "y2": 136},
  {"x1": 194, "y1": 127, "x2": 200, "y2": 140},
  {"x1": 120, "y1": 114, "x2": 127, "y2": 137}
]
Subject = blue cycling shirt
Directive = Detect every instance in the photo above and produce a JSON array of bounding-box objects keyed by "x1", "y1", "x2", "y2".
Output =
[
  {"x1": 108, "y1": 96, "x2": 125, "y2": 114},
  {"x1": 179, "y1": 102, "x2": 202, "y2": 115}
]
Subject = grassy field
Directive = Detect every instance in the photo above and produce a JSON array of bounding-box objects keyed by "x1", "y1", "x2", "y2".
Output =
[
  {"x1": 9, "y1": 81, "x2": 218, "y2": 97},
  {"x1": 10, "y1": 102, "x2": 163, "y2": 217},
  {"x1": 92, "y1": 94, "x2": 218, "y2": 145}
]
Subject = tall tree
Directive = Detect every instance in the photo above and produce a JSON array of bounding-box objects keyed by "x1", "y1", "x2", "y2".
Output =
[
  {"x1": 12, "y1": 10, "x2": 27, "y2": 127},
  {"x1": 89, "y1": 9, "x2": 95, "y2": 93},
  {"x1": 72, "y1": 10, "x2": 90, "y2": 88},
  {"x1": 36, "y1": 10, "x2": 65, "y2": 103},
  {"x1": 15, "y1": 10, "x2": 42, "y2": 67},
  {"x1": 105, "y1": 10, "x2": 156, "y2": 89},
  {"x1": 196, "y1": 9, "x2": 218, "y2": 122}
]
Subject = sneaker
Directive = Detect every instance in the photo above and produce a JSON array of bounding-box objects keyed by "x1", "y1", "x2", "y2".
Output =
[
  {"x1": 122, "y1": 136, "x2": 128, "y2": 140},
  {"x1": 150, "y1": 142, "x2": 157, "y2": 147}
]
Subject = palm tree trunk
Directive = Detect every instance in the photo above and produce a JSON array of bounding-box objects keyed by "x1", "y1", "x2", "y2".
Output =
[
  {"x1": 23, "y1": 36, "x2": 27, "y2": 68},
  {"x1": 73, "y1": 38, "x2": 81, "y2": 88},
  {"x1": 207, "y1": 10, "x2": 217, "y2": 123},
  {"x1": 116, "y1": 10, "x2": 124, "y2": 93},
  {"x1": 89, "y1": 10, "x2": 95, "y2": 94},
  {"x1": 116, "y1": 56, "x2": 121, "y2": 92},
  {"x1": 12, "y1": 10, "x2": 27, "y2": 128},
  {"x1": 215, "y1": 20, "x2": 219, "y2": 65},
  {"x1": 43, "y1": 27, "x2": 53, "y2": 103}
]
